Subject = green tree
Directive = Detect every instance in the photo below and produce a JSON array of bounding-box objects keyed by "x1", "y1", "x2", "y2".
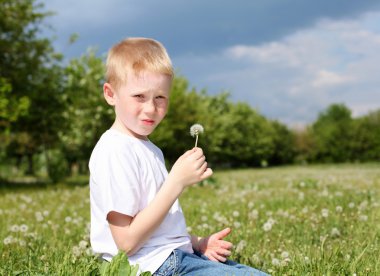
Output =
[
  {"x1": 268, "y1": 120, "x2": 296, "y2": 165},
  {"x1": 311, "y1": 103, "x2": 353, "y2": 162},
  {"x1": 0, "y1": 0, "x2": 65, "y2": 174},
  {"x1": 351, "y1": 110, "x2": 380, "y2": 161},
  {"x1": 60, "y1": 49, "x2": 113, "y2": 174}
]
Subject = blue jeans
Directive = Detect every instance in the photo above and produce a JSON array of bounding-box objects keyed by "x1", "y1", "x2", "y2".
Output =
[{"x1": 154, "y1": 249, "x2": 270, "y2": 276}]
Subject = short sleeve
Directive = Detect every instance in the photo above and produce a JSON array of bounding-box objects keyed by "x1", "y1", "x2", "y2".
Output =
[{"x1": 90, "y1": 141, "x2": 141, "y2": 219}]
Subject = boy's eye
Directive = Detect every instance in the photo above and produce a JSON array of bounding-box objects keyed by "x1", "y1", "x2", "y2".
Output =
[{"x1": 133, "y1": 94, "x2": 144, "y2": 98}]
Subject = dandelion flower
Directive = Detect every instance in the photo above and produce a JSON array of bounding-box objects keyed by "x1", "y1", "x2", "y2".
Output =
[
  {"x1": 19, "y1": 224, "x2": 28, "y2": 232},
  {"x1": 330, "y1": 227, "x2": 341, "y2": 237},
  {"x1": 263, "y1": 222, "x2": 272, "y2": 232},
  {"x1": 321, "y1": 208, "x2": 329, "y2": 218},
  {"x1": 281, "y1": 251, "x2": 290, "y2": 259},
  {"x1": 190, "y1": 124, "x2": 204, "y2": 147},
  {"x1": 272, "y1": 258, "x2": 280, "y2": 266}
]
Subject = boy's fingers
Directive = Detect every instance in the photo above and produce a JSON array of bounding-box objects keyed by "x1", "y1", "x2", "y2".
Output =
[
  {"x1": 200, "y1": 168, "x2": 213, "y2": 180},
  {"x1": 214, "y1": 227, "x2": 231, "y2": 240},
  {"x1": 221, "y1": 241, "x2": 233, "y2": 250}
]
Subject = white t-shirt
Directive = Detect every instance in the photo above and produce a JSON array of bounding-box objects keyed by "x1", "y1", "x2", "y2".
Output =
[{"x1": 89, "y1": 129, "x2": 193, "y2": 274}]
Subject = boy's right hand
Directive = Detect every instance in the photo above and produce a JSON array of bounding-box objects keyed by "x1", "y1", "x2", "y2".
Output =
[{"x1": 168, "y1": 147, "x2": 213, "y2": 190}]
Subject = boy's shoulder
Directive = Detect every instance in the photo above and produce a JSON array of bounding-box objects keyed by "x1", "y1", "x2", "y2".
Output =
[{"x1": 91, "y1": 129, "x2": 162, "y2": 159}]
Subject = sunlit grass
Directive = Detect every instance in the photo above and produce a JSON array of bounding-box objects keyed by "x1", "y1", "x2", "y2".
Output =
[{"x1": 1, "y1": 164, "x2": 379, "y2": 275}]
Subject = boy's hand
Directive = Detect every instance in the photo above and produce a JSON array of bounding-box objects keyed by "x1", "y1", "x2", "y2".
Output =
[
  {"x1": 168, "y1": 147, "x2": 213, "y2": 189},
  {"x1": 195, "y1": 228, "x2": 233, "y2": 262}
]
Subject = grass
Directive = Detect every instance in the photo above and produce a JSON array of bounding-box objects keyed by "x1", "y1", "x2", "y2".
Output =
[{"x1": 0, "y1": 164, "x2": 379, "y2": 275}]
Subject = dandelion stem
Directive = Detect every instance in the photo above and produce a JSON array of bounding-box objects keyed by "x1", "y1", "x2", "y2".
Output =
[{"x1": 195, "y1": 134, "x2": 199, "y2": 147}]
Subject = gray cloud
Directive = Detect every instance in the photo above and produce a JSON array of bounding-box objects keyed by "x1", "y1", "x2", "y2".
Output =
[{"x1": 41, "y1": 0, "x2": 380, "y2": 126}]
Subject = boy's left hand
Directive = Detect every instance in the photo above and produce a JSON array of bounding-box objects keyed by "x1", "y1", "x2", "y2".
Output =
[{"x1": 197, "y1": 228, "x2": 233, "y2": 262}]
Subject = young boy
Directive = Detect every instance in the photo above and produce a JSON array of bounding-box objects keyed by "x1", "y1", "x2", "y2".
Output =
[{"x1": 89, "y1": 37, "x2": 268, "y2": 275}]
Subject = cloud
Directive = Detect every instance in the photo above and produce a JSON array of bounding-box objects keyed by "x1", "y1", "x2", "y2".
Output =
[{"x1": 175, "y1": 11, "x2": 380, "y2": 127}]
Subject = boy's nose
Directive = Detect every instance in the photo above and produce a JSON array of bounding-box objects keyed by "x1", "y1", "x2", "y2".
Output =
[{"x1": 144, "y1": 100, "x2": 156, "y2": 113}]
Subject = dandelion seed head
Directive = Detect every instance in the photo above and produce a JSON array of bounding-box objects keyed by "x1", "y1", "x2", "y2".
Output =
[
  {"x1": 235, "y1": 240, "x2": 247, "y2": 253},
  {"x1": 321, "y1": 208, "x2": 329, "y2": 218},
  {"x1": 19, "y1": 224, "x2": 28, "y2": 232},
  {"x1": 281, "y1": 251, "x2": 289, "y2": 259},
  {"x1": 190, "y1": 124, "x2": 204, "y2": 137},
  {"x1": 10, "y1": 225, "x2": 20, "y2": 232},
  {"x1": 79, "y1": 240, "x2": 88, "y2": 249},
  {"x1": 3, "y1": 236, "x2": 13, "y2": 245},
  {"x1": 263, "y1": 222, "x2": 272, "y2": 232},
  {"x1": 330, "y1": 227, "x2": 341, "y2": 237},
  {"x1": 272, "y1": 258, "x2": 280, "y2": 266},
  {"x1": 233, "y1": 221, "x2": 241, "y2": 228}
]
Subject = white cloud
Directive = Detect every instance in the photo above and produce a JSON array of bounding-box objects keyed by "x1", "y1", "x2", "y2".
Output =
[{"x1": 177, "y1": 11, "x2": 380, "y2": 127}]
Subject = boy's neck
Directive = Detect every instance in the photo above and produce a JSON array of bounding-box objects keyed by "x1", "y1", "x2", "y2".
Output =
[{"x1": 110, "y1": 122, "x2": 149, "y2": 141}]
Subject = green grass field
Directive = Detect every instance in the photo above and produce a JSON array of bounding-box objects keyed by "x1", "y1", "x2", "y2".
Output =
[{"x1": 1, "y1": 164, "x2": 379, "y2": 275}]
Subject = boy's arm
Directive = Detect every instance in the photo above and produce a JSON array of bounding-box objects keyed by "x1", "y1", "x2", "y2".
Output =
[
  {"x1": 108, "y1": 148, "x2": 213, "y2": 256},
  {"x1": 190, "y1": 228, "x2": 233, "y2": 263}
]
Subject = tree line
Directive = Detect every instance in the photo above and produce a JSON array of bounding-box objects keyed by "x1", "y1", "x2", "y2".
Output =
[{"x1": 1, "y1": 0, "x2": 379, "y2": 181}]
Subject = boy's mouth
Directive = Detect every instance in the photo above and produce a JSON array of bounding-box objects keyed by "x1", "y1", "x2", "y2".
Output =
[{"x1": 142, "y1": 119, "x2": 155, "y2": 126}]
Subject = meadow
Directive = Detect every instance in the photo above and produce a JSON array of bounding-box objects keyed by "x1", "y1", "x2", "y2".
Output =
[{"x1": 1, "y1": 164, "x2": 379, "y2": 275}]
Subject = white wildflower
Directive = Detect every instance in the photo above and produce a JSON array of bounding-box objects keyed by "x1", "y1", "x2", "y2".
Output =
[
  {"x1": 235, "y1": 240, "x2": 247, "y2": 254},
  {"x1": 251, "y1": 254, "x2": 260, "y2": 263},
  {"x1": 10, "y1": 225, "x2": 20, "y2": 232},
  {"x1": 248, "y1": 202, "x2": 254, "y2": 209},
  {"x1": 336, "y1": 206, "x2": 343, "y2": 213},
  {"x1": 19, "y1": 224, "x2": 28, "y2": 232},
  {"x1": 272, "y1": 258, "x2": 280, "y2": 266},
  {"x1": 348, "y1": 202, "x2": 355, "y2": 209},
  {"x1": 65, "y1": 216, "x2": 72, "y2": 223},
  {"x1": 321, "y1": 208, "x2": 329, "y2": 218},
  {"x1": 72, "y1": 246, "x2": 81, "y2": 257},
  {"x1": 281, "y1": 251, "x2": 289, "y2": 259},
  {"x1": 232, "y1": 211, "x2": 240, "y2": 217},
  {"x1": 358, "y1": 201, "x2": 368, "y2": 211},
  {"x1": 249, "y1": 209, "x2": 259, "y2": 220},
  {"x1": 35, "y1": 212, "x2": 44, "y2": 222},
  {"x1": 298, "y1": 192, "x2": 304, "y2": 200},
  {"x1": 3, "y1": 236, "x2": 13, "y2": 245},
  {"x1": 233, "y1": 221, "x2": 241, "y2": 228},
  {"x1": 263, "y1": 222, "x2": 272, "y2": 232},
  {"x1": 201, "y1": 215, "x2": 207, "y2": 222},
  {"x1": 190, "y1": 124, "x2": 204, "y2": 147},
  {"x1": 359, "y1": 215, "x2": 368, "y2": 221},
  {"x1": 79, "y1": 240, "x2": 88, "y2": 249},
  {"x1": 330, "y1": 227, "x2": 341, "y2": 237}
]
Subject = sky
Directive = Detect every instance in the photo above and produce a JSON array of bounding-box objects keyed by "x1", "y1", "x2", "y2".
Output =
[{"x1": 41, "y1": 0, "x2": 380, "y2": 128}]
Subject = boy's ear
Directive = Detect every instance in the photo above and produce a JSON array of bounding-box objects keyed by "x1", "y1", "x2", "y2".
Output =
[{"x1": 103, "y1": 83, "x2": 116, "y2": 106}]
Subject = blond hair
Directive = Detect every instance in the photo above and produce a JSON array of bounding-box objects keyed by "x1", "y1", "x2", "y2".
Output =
[{"x1": 106, "y1": 37, "x2": 173, "y2": 89}]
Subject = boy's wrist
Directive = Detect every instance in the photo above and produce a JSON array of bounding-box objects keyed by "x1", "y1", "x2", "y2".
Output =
[
  {"x1": 164, "y1": 175, "x2": 185, "y2": 195},
  {"x1": 191, "y1": 235, "x2": 202, "y2": 252}
]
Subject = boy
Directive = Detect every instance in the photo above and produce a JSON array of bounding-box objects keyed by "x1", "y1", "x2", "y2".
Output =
[{"x1": 89, "y1": 37, "x2": 268, "y2": 275}]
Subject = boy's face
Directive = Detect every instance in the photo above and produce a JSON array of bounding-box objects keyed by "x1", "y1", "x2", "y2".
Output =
[{"x1": 106, "y1": 70, "x2": 171, "y2": 140}]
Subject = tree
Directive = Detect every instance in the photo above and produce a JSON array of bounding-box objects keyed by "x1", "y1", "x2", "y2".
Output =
[
  {"x1": 268, "y1": 120, "x2": 296, "y2": 165},
  {"x1": 311, "y1": 103, "x2": 353, "y2": 162},
  {"x1": 1, "y1": 0, "x2": 65, "y2": 174},
  {"x1": 351, "y1": 110, "x2": 380, "y2": 161},
  {"x1": 60, "y1": 49, "x2": 113, "y2": 174}
]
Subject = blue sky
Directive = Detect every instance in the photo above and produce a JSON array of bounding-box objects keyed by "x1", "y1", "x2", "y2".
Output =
[{"x1": 42, "y1": 0, "x2": 380, "y2": 127}]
